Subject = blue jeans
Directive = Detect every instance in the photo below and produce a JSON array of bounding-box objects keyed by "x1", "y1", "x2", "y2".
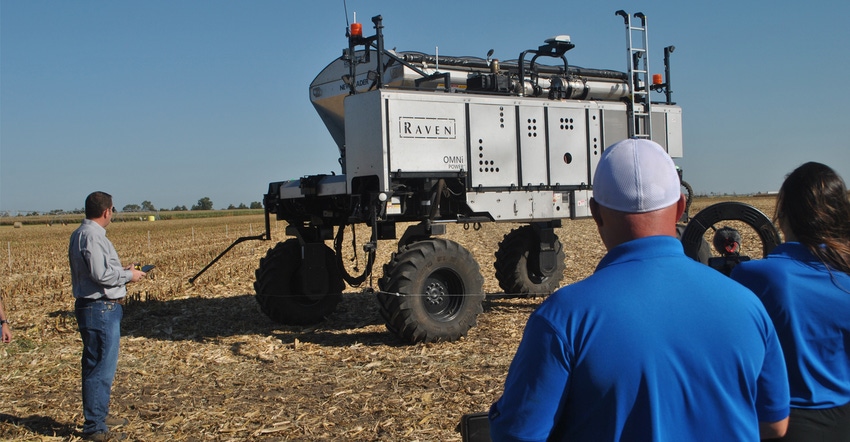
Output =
[{"x1": 75, "y1": 299, "x2": 122, "y2": 435}]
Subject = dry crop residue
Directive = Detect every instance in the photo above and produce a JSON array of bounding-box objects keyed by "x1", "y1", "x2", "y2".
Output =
[{"x1": 0, "y1": 196, "x2": 776, "y2": 441}]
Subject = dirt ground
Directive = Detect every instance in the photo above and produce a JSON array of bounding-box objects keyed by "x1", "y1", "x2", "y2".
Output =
[{"x1": 0, "y1": 196, "x2": 777, "y2": 441}]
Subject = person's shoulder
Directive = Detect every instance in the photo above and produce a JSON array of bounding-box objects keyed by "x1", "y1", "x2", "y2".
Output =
[
  {"x1": 72, "y1": 220, "x2": 105, "y2": 240},
  {"x1": 73, "y1": 221, "x2": 93, "y2": 233},
  {"x1": 675, "y1": 253, "x2": 750, "y2": 282},
  {"x1": 732, "y1": 258, "x2": 775, "y2": 276},
  {"x1": 541, "y1": 274, "x2": 612, "y2": 314},
  {"x1": 71, "y1": 222, "x2": 87, "y2": 237},
  {"x1": 732, "y1": 248, "x2": 795, "y2": 279},
  {"x1": 673, "y1": 257, "x2": 762, "y2": 301}
]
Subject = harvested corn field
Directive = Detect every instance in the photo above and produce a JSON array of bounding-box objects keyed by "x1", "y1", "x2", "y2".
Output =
[{"x1": 0, "y1": 196, "x2": 777, "y2": 441}]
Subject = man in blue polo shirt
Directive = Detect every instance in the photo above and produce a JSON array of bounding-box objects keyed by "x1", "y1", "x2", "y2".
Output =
[{"x1": 488, "y1": 138, "x2": 790, "y2": 441}]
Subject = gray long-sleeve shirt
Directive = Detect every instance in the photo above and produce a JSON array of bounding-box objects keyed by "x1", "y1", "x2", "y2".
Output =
[{"x1": 68, "y1": 219, "x2": 132, "y2": 300}]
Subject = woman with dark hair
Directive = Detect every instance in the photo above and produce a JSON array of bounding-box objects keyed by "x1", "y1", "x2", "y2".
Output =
[{"x1": 731, "y1": 162, "x2": 850, "y2": 441}]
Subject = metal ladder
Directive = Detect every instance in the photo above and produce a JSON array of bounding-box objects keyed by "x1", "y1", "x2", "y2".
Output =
[{"x1": 616, "y1": 10, "x2": 652, "y2": 139}]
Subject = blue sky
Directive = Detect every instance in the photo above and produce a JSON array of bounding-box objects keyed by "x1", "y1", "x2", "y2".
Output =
[{"x1": 2, "y1": 1, "x2": 849, "y2": 213}]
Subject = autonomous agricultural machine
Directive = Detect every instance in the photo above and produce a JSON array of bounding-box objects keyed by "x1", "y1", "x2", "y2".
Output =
[{"x1": 192, "y1": 11, "x2": 780, "y2": 343}]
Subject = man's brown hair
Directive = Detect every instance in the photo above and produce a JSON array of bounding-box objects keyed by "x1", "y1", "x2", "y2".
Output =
[{"x1": 85, "y1": 191, "x2": 113, "y2": 219}]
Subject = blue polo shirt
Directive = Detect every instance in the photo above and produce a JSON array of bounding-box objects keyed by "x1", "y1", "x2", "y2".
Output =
[
  {"x1": 732, "y1": 242, "x2": 850, "y2": 409},
  {"x1": 490, "y1": 236, "x2": 789, "y2": 442}
]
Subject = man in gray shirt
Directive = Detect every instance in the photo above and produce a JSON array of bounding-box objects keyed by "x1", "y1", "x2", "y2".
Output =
[{"x1": 69, "y1": 191, "x2": 146, "y2": 441}]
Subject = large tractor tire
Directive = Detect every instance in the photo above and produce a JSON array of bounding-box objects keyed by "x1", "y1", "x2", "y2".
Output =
[
  {"x1": 681, "y1": 202, "x2": 781, "y2": 275},
  {"x1": 676, "y1": 224, "x2": 711, "y2": 265},
  {"x1": 680, "y1": 179, "x2": 694, "y2": 222},
  {"x1": 378, "y1": 239, "x2": 485, "y2": 343},
  {"x1": 494, "y1": 225, "x2": 566, "y2": 297},
  {"x1": 254, "y1": 239, "x2": 343, "y2": 325}
]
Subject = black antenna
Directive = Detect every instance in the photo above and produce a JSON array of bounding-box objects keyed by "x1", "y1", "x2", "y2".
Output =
[{"x1": 343, "y1": 0, "x2": 350, "y2": 27}]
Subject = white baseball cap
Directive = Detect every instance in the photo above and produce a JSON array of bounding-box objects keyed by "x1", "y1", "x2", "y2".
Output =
[{"x1": 592, "y1": 138, "x2": 681, "y2": 213}]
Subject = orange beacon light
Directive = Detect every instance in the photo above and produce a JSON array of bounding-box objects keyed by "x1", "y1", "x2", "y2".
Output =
[{"x1": 350, "y1": 22, "x2": 362, "y2": 37}]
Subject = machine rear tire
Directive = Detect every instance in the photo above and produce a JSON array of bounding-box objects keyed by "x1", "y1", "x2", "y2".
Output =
[
  {"x1": 676, "y1": 224, "x2": 710, "y2": 264},
  {"x1": 254, "y1": 239, "x2": 343, "y2": 325},
  {"x1": 494, "y1": 225, "x2": 566, "y2": 297},
  {"x1": 377, "y1": 239, "x2": 484, "y2": 343},
  {"x1": 681, "y1": 202, "x2": 781, "y2": 275},
  {"x1": 681, "y1": 202, "x2": 781, "y2": 260},
  {"x1": 680, "y1": 180, "x2": 694, "y2": 222}
]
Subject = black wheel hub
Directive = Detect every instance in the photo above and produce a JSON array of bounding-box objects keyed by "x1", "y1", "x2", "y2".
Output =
[
  {"x1": 425, "y1": 280, "x2": 446, "y2": 307},
  {"x1": 423, "y1": 271, "x2": 462, "y2": 321}
]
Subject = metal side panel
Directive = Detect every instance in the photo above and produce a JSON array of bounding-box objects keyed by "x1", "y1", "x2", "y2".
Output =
[
  {"x1": 652, "y1": 104, "x2": 682, "y2": 158},
  {"x1": 385, "y1": 92, "x2": 468, "y2": 174},
  {"x1": 650, "y1": 110, "x2": 668, "y2": 150},
  {"x1": 663, "y1": 106, "x2": 683, "y2": 158},
  {"x1": 592, "y1": 102, "x2": 632, "y2": 191},
  {"x1": 277, "y1": 180, "x2": 305, "y2": 200},
  {"x1": 277, "y1": 175, "x2": 349, "y2": 199},
  {"x1": 571, "y1": 189, "x2": 593, "y2": 219},
  {"x1": 344, "y1": 91, "x2": 391, "y2": 191},
  {"x1": 467, "y1": 190, "x2": 571, "y2": 222},
  {"x1": 517, "y1": 105, "x2": 549, "y2": 186},
  {"x1": 517, "y1": 106, "x2": 547, "y2": 186},
  {"x1": 648, "y1": 106, "x2": 683, "y2": 158},
  {"x1": 469, "y1": 103, "x2": 519, "y2": 187},
  {"x1": 587, "y1": 108, "x2": 603, "y2": 185},
  {"x1": 548, "y1": 105, "x2": 591, "y2": 186},
  {"x1": 600, "y1": 104, "x2": 630, "y2": 148}
]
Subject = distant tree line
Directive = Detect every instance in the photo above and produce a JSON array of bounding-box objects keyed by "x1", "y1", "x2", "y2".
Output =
[
  {"x1": 120, "y1": 197, "x2": 263, "y2": 212},
  {"x1": 2, "y1": 197, "x2": 263, "y2": 217}
]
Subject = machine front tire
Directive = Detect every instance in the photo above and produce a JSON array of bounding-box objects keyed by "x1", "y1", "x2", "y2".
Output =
[
  {"x1": 494, "y1": 225, "x2": 566, "y2": 297},
  {"x1": 254, "y1": 239, "x2": 343, "y2": 325},
  {"x1": 377, "y1": 239, "x2": 484, "y2": 343}
]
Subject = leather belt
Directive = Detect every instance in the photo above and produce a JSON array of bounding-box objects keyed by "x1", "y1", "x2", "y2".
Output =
[{"x1": 77, "y1": 297, "x2": 125, "y2": 305}]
